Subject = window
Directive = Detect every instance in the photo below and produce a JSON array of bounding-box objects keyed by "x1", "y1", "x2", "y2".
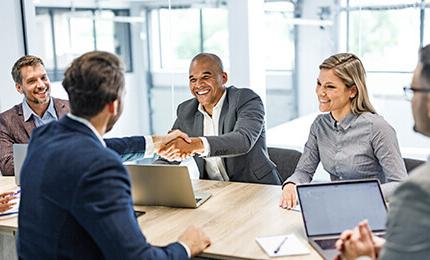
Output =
[
  {"x1": 35, "y1": 7, "x2": 133, "y2": 81},
  {"x1": 341, "y1": 1, "x2": 428, "y2": 96}
]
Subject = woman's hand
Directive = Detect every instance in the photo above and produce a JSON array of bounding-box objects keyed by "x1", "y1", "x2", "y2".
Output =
[{"x1": 279, "y1": 183, "x2": 297, "y2": 209}]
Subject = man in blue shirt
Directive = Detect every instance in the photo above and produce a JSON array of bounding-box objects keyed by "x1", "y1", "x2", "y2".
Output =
[
  {"x1": 0, "y1": 55, "x2": 70, "y2": 176},
  {"x1": 17, "y1": 51, "x2": 210, "y2": 259}
]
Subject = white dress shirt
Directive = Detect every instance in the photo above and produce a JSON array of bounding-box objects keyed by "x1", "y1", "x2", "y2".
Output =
[{"x1": 198, "y1": 91, "x2": 229, "y2": 181}]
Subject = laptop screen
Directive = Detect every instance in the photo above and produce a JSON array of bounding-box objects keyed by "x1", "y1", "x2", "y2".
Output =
[
  {"x1": 13, "y1": 143, "x2": 28, "y2": 186},
  {"x1": 297, "y1": 180, "x2": 387, "y2": 237}
]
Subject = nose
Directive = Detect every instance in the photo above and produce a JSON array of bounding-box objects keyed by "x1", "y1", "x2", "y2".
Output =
[{"x1": 35, "y1": 78, "x2": 46, "y2": 89}]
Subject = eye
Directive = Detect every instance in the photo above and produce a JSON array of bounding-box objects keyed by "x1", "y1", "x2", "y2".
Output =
[
  {"x1": 202, "y1": 75, "x2": 210, "y2": 80},
  {"x1": 327, "y1": 85, "x2": 336, "y2": 89},
  {"x1": 190, "y1": 78, "x2": 196, "y2": 84}
]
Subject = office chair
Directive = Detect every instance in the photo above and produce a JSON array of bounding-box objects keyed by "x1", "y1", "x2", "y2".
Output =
[
  {"x1": 268, "y1": 147, "x2": 302, "y2": 182},
  {"x1": 403, "y1": 158, "x2": 426, "y2": 174}
]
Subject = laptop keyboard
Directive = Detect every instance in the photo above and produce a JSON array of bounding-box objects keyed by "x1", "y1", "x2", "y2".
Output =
[{"x1": 315, "y1": 238, "x2": 338, "y2": 250}]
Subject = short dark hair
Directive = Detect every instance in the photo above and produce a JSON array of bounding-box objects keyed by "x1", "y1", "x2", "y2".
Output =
[
  {"x1": 11, "y1": 55, "x2": 44, "y2": 84},
  {"x1": 419, "y1": 44, "x2": 430, "y2": 87},
  {"x1": 190, "y1": 53, "x2": 224, "y2": 73},
  {"x1": 62, "y1": 51, "x2": 125, "y2": 118}
]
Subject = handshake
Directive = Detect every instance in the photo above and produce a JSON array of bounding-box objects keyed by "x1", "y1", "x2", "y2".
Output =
[{"x1": 153, "y1": 129, "x2": 205, "y2": 161}]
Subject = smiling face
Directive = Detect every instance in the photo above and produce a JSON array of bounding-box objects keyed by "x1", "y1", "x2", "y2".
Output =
[
  {"x1": 16, "y1": 64, "x2": 51, "y2": 106},
  {"x1": 316, "y1": 68, "x2": 357, "y2": 121},
  {"x1": 188, "y1": 57, "x2": 227, "y2": 114}
]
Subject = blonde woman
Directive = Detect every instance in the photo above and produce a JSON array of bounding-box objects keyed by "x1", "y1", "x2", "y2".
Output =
[{"x1": 279, "y1": 53, "x2": 407, "y2": 209}]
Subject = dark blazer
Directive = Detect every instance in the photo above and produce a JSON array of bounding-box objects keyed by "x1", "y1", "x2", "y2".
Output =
[
  {"x1": 17, "y1": 116, "x2": 187, "y2": 259},
  {"x1": 0, "y1": 98, "x2": 69, "y2": 176},
  {"x1": 164, "y1": 86, "x2": 281, "y2": 185}
]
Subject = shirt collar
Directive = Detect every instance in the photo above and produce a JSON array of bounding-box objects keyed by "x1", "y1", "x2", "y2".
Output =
[
  {"x1": 330, "y1": 112, "x2": 358, "y2": 130},
  {"x1": 198, "y1": 89, "x2": 227, "y2": 116},
  {"x1": 22, "y1": 97, "x2": 57, "y2": 122},
  {"x1": 67, "y1": 113, "x2": 106, "y2": 147}
]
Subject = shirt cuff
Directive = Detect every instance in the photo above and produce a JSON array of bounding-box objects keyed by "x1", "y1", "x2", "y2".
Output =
[
  {"x1": 199, "y1": 137, "x2": 210, "y2": 157},
  {"x1": 178, "y1": 241, "x2": 191, "y2": 258},
  {"x1": 143, "y1": 135, "x2": 155, "y2": 158}
]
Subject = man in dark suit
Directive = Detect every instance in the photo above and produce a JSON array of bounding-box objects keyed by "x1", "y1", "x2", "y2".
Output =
[
  {"x1": 158, "y1": 53, "x2": 281, "y2": 185},
  {"x1": 0, "y1": 55, "x2": 69, "y2": 176},
  {"x1": 335, "y1": 45, "x2": 430, "y2": 259},
  {"x1": 17, "y1": 51, "x2": 210, "y2": 259}
]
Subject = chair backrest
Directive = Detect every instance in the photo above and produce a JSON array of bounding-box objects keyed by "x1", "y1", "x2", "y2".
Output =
[
  {"x1": 403, "y1": 158, "x2": 426, "y2": 174},
  {"x1": 268, "y1": 147, "x2": 302, "y2": 182}
]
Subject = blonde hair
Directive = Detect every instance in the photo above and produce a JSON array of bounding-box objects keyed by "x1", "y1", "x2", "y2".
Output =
[{"x1": 319, "y1": 53, "x2": 376, "y2": 114}]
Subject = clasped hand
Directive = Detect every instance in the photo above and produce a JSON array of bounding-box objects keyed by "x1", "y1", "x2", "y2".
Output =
[{"x1": 155, "y1": 130, "x2": 204, "y2": 161}]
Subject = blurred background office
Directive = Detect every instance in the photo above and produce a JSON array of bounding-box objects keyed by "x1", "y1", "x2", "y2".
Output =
[{"x1": 1, "y1": 0, "x2": 430, "y2": 162}]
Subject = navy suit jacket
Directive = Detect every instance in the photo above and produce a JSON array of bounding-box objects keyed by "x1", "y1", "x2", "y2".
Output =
[{"x1": 17, "y1": 116, "x2": 187, "y2": 259}]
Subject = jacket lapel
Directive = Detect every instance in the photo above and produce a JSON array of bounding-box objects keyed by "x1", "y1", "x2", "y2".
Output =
[
  {"x1": 16, "y1": 104, "x2": 35, "y2": 138},
  {"x1": 218, "y1": 88, "x2": 229, "y2": 135},
  {"x1": 193, "y1": 111, "x2": 204, "y2": 136}
]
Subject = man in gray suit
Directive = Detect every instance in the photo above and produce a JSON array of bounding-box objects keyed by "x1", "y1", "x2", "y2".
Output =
[
  {"x1": 335, "y1": 45, "x2": 430, "y2": 259},
  {"x1": 158, "y1": 53, "x2": 281, "y2": 185}
]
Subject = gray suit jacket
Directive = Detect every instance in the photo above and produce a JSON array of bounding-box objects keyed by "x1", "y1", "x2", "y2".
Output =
[
  {"x1": 379, "y1": 162, "x2": 430, "y2": 259},
  {"x1": 164, "y1": 86, "x2": 281, "y2": 185},
  {"x1": 0, "y1": 98, "x2": 69, "y2": 176}
]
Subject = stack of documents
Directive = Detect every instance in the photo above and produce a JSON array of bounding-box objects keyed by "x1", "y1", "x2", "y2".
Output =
[{"x1": 256, "y1": 233, "x2": 310, "y2": 257}]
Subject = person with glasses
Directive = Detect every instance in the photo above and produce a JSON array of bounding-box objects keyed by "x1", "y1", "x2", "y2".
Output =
[
  {"x1": 279, "y1": 53, "x2": 407, "y2": 209},
  {"x1": 335, "y1": 44, "x2": 430, "y2": 260}
]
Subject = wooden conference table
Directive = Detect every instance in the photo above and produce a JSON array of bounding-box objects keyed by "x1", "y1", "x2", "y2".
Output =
[{"x1": 0, "y1": 177, "x2": 322, "y2": 259}]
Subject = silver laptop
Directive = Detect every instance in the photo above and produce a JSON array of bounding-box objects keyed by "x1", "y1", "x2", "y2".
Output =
[
  {"x1": 297, "y1": 179, "x2": 387, "y2": 259},
  {"x1": 13, "y1": 144, "x2": 28, "y2": 186},
  {"x1": 126, "y1": 164, "x2": 211, "y2": 208}
]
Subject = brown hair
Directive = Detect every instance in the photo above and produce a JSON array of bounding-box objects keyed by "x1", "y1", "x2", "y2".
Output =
[
  {"x1": 11, "y1": 55, "x2": 45, "y2": 84},
  {"x1": 319, "y1": 53, "x2": 376, "y2": 114},
  {"x1": 62, "y1": 51, "x2": 125, "y2": 118}
]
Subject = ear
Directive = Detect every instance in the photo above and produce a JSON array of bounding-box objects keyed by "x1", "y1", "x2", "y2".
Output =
[
  {"x1": 349, "y1": 85, "x2": 358, "y2": 99},
  {"x1": 107, "y1": 100, "x2": 118, "y2": 115},
  {"x1": 15, "y1": 83, "x2": 23, "y2": 94},
  {"x1": 222, "y1": 72, "x2": 228, "y2": 85}
]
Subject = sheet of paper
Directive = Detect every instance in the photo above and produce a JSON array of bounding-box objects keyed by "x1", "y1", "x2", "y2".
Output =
[
  {"x1": 256, "y1": 233, "x2": 310, "y2": 257},
  {"x1": 0, "y1": 188, "x2": 20, "y2": 217},
  {"x1": 291, "y1": 204, "x2": 301, "y2": 212}
]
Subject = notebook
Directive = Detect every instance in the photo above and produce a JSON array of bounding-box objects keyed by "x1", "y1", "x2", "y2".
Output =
[
  {"x1": 126, "y1": 164, "x2": 211, "y2": 208},
  {"x1": 13, "y1": 144, "x2": 28, "y2": 186},
  {"x1": 296, "y1": 179, "x2": 387, "y2": 259}
]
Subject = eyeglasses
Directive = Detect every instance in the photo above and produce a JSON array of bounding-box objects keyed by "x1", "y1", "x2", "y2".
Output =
[{"x1": 403, "y1": 86, "x2": 430, "y2": 101}]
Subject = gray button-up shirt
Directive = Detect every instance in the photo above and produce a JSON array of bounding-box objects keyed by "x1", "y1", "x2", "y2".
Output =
[{"x1": 286, "y1": 112, "x2": 407, "y2": 200}]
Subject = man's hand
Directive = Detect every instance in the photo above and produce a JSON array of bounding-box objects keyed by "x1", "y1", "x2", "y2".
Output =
[
  {"x1": 158, "y1": 137, "x2": 204, "y2": 161},
  {"x1": 279, "y1": 183, "x2": 297, "y2": 209},
  {"x1": 335, "y1": 220, "x2": 381, "y2": 260},
  {"x1": 0, "y1": 192, "x2": 16, "y2": 213},
  {"x1": 152, "y1": 129, "x2": 191, "y2": 153},
  {"x1": 178, "y1": 225, "x2": 211, "y2": 257}
]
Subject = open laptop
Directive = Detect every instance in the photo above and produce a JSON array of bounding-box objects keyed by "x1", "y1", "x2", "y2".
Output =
[
  {"x1": 13, "y1": 143, "x2": 28, "y2": 186},
  {"x1": 296, "y1": 179, "x2": 387, "y2": 259},
  {"x1": 126, "y1": 164, "x2": 211, "y2": 208}
]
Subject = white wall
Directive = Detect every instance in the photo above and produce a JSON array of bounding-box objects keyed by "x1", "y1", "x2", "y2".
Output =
[
  {"x1": 296, "y1": 0, "x2": 337, "y2": 117},
  {"x1": 0, "y1": 0, "x2": 26, "y2": 112}
]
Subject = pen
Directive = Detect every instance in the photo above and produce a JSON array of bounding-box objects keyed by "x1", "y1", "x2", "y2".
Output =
[{"x1": 273, "y1": 236, "x2": 288, "y2": 254}]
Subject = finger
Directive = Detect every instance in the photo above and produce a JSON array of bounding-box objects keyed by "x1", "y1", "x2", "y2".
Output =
[
  {"x1": 340, "y1": 230, "x2": 353, "y2": 241},
  {"x1": 358, "y1": 220, "x2": 372, "y2": 242},
  {"x1": 335, "y1": 238, "x2": 344, "y2": 251},
  {"x1": 0, "y1": 192, "x2": 14, "y2": 198},
  {"x1": 171, "y1": 130, "x2": 191, "y2": 143}
]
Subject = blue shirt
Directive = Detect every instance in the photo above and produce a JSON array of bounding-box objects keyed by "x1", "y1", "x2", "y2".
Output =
[{"x1": 22, "y1": 98, "x2": 58, "y2": 127}]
